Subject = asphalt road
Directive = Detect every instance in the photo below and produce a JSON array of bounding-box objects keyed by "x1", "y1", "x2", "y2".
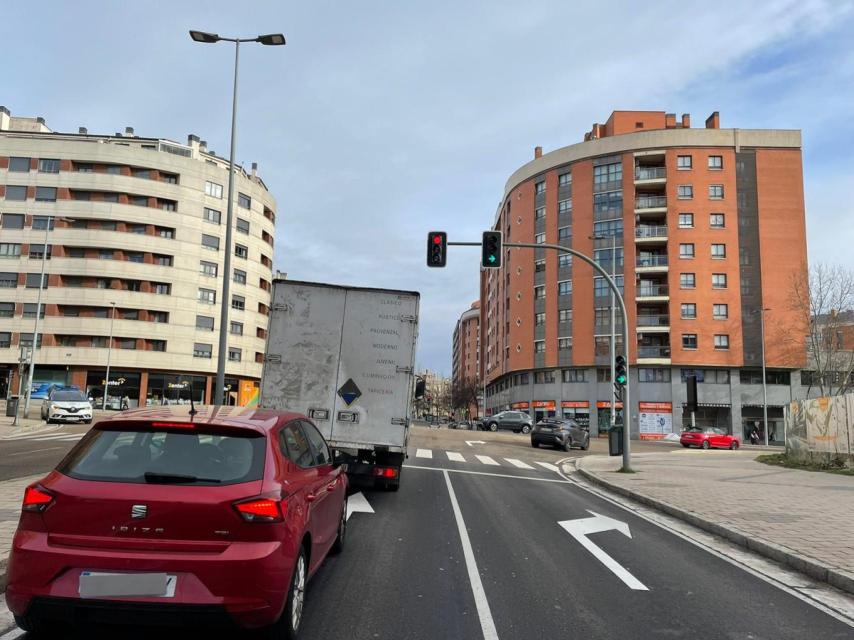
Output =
[
  {"x1": 2, "y1": 427, "x2": 852, "y2": 639},
  {"x1": 0, "y1": 424, "x2": 91, "y2": 482}
]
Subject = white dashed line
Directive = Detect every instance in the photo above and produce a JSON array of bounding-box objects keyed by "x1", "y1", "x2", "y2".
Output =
[
  {"x1": 446, "y1": 451, "x2": 466, "y2": 462},
  {"x1": 474, "y1": 455, "x2": 500, "y2": 466},
  {"x1": 415, "y1": 448, "x2": 433, "y2": 459},
  {"x1": 504, "y1": 458, "x2": 534, "y2": 469}
]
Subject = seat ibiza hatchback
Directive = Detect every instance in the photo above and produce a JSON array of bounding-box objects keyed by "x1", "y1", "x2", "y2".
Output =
[{"x1": 5, "y1": 406, "x2": 348, "y2": 638}]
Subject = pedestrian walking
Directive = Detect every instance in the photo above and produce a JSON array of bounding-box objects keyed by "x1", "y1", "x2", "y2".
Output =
[{"x1": 749, "y1": 426, "x2": 759, "y2": 445}]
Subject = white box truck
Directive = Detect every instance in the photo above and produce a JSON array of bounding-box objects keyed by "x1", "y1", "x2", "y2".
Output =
[{"x1": 260, "y1": 279, "x2": 420, "y2": 490}]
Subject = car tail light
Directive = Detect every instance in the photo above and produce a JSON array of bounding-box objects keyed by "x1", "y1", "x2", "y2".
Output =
[
  {"x1": 22, "y1": 485, "x2": 54, "y2": 513},
  {"x1": 233, "y1": 496, "x2": 285, "y2": 523},
  {"x1": 151, "y1": 421, "x2": 195, "y2": 429},
  {"x1": 372, "y1": 467, "x2": 398, "y2": 479}
]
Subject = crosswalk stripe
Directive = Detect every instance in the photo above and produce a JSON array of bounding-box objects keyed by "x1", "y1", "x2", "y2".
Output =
[
  {"x1": 504, "y1": 458, "x2": 534, "y2": 469},
  {"x1": 535, "y1": 461, "x2": 560, "y2": 472},
  {"x1": 446, "y1": 451, "x2": 466, "y2": 462},
  {"x1": 23, "y1": 434, "x2": 84, "y2": 442},
  {"x1": 415, "y1": 448, "x2": 433, "y2": 459},
  {"x1": 474, "y1": 455, "x2": 499, "y2": 466}
]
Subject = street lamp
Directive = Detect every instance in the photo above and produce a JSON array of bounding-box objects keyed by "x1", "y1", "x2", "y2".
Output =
[
  {"x1": 751, "y1": 307, "x2": 771, "y2": 446},
  {"x1": 102, "y1": 302, "x2": 116, "y2": 411},
  {"x1": 189, "y1": 29, "x2": 286, "y2": 406},
  {"x1": 590, "y1": 233, "x2": 619, "y2": 430}
]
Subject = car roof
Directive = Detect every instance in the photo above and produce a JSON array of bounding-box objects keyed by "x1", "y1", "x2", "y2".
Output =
[{"x1": 97, "y1": 405, "x2": 305, "y2": 435}]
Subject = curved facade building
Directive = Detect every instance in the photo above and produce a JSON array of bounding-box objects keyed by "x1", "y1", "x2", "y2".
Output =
[
  {"x1": 452, "y1": 300, "x2": 481, "y2": 416},
  {"x1": 481, "y1": 110, "x2": 807, "y2": 441},
  {"x1": 0, "y1": 107, "x2": 276, "y2": 407}
]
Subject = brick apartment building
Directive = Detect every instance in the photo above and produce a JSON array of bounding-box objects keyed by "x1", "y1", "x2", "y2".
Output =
[
  {"x1": 480, "y1": 110, "x2": 808, "y2": 442},
  {"x1": 452, "y1": 300, "x2": 481, "y2": 417}
]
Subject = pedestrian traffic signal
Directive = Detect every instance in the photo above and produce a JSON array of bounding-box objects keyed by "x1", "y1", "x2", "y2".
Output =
[
  {"x1": 427, "y1": 231, "x2": 447, "y2": 268},
  {"x1": 482, "y1": 231, "x2": 502, "y2": 268},
  {"x1": 615, "y1": 355, "x2": 627, "y2": 386}
]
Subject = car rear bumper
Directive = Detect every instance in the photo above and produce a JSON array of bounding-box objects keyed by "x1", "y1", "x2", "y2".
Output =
[
  {"x1": 531, "y1": 433, "x2": 567, "y2": 446},
  {"x1": 5, "y1": 531, "x2": 291, "y2": 629}
]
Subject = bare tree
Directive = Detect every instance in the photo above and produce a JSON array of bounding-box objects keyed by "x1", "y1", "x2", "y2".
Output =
[
  {"x1": 792, "y1": 263, "x2": 854, "y2": 397},
  {"x1": 452, "y1": 378, "x2": 481, "y2": 418}
]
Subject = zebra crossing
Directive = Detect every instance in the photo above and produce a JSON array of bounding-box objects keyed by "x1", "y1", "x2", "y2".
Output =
[
  {"x1": 412, "y1": 448, "x2": 561, "y2": 473},
  {"x1": 1, "y1": 430, "x2": 86, "y2": 443}
]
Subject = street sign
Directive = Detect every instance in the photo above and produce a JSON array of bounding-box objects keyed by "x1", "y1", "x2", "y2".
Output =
[{"x1": 338, "y1": 378, "x2": 362, "y2": 406}]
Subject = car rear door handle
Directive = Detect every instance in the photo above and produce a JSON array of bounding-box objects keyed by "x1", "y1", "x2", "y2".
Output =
[{"x1": 306, "y1": 493, "x2": 317, "y2": 503}]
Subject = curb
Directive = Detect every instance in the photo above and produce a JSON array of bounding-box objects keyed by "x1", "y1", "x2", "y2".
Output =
[{"x1": 576, "y1": 460, "x2": 854, "y2": 596}]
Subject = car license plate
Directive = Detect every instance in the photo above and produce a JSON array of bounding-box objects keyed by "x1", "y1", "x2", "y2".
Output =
[
  {"x1": 79, "y1": 572, "x2": 176, "y2": 598},
  {"x1": 541, "y1": 427, "x2": 553, "y2": 433}
]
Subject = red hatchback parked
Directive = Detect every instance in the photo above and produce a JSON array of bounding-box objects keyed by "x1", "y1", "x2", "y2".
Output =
[
  {"x1": 680, "y1": 426, "x2": 741, "y2": 450},
  {"x1": 5, "y1": 406, "x2": 348, "y2": 638}
]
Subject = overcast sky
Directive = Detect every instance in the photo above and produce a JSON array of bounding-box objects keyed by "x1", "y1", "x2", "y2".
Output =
[{"x1": 3, "y1": 0, "x2": 853, "y2": 375}]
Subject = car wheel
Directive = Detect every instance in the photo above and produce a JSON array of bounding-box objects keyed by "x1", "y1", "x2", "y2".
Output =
[
  {"x1": 681, "y1": 443, "x2": 690, "y2": 448},
  {"x1": 489, "y1": 423, "x2": 498, "y2": 432},
  {"x1": 14, "y1": 614, "x2": 61, "y2": 636},
  {"x1": 563, "y1": 439, "x2": 572, "y2": 452},
  {"x1": 531, "y1": 441, "x2": 539, "y2": 448},
  {"x1": 330, "y1": 497, "x2": 347, "y2": 555},
  {"x1": 85, "y1": 419, "x2": 93, "y2": 424},
  {"x1": 730, "y1": 441, "x2": 739, "y2": 450},
  {"x1": 265, "y1": 546, "x2": 307, "y2": 639},
  {"x1": 701, "y1": 440, "x2": 711, "y2": 450},
  {"x1": 581, "y1": 438, "x2": 590, "y2": 451},
  {"x1": 521, "y1": 425, "x2": 531, "y2": 435}
]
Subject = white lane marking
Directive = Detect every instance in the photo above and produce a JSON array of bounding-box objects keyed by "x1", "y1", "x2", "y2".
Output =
[
  {"x1": 404, "y1": 464, "x2": 571, "y2": 484},
  {"x1": 415, "y1": 448, "x2": 433, "y2": 459},
  {"x1": 2, "y1": 433, "x2": 83, "y2": 442},
  {"x1": 475, "y1": 455, "x2": 499, "y2": 466},
  {"x1": 0, "y1": 629, "x2": 24, "y2": 639},
  {"x1": 345, "y1": 492, "x2": 374, "y2": 521},
  {"x1": 443, "y1": 470, "x2": 499, "y2": 640},
  {"x1": 8, "y1": 447, "x2": 64, "y2": 456},
  {"x1": 446, "y1": 451, "x2": 466, "y2": 462},
  {"x1": 504, "y1": 458, "x2": 534, "y2": 469},
  {"x1": 558, "y1": 510, "x2": 648, "y2": 591},
  {"x1": 466, "y1": 440, "x2": 486, "y2": 447},
  {"x1": 536, "y1": 461, "x2": 560, "y2": 472}
]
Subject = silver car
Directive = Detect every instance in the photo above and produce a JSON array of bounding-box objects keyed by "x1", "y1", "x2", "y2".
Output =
[{"x1": 40, "y1": 388, "x2": 93, "y2": 424}]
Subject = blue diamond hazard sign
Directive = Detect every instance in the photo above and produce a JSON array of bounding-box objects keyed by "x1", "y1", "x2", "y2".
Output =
[{"x1": 338, "y1": 379, "x2": 361, "y2": 407}]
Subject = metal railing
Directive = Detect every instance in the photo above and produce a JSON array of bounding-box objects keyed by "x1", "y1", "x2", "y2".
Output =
[
  {"x1": 636, "y1": 255, "x2": 668, "y2": 267},
  {"x1": 637, "y1": 345, "x2": 671, "y2": 358},
  {"x1": 636, "y1": 314, "x2": 670, "y2": 327},
  {"x1": 635, "y1": 166, "x2": 666, "y2": 180},
  {"x1": 635, "y1": 195, "x2": 667, "y2": 209},
  {"x1": 636, "y1": 284, "x2": 669, "y2": 297},
  {"x1": 635, "y1": 225, "x2": 668, "y2": 238}
]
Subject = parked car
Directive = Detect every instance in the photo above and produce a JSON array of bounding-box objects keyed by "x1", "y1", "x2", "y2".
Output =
[
  {"x1": 40, "y1": 387, "x2": 93, "y2": 424},
  {"x1": 680, "y1": 426, "x2": 741, "y2": 450},
  {"x1": 482, "y1": 411, "x2": 534, "y2": 434},
  {"x1": 5, "y1": 406, "x2": 348, "y2": 638},
  {"x1": 531, "y1": 418, "x2": 590, "y2": 451},
  {"x1": 29, "y1": 383, "x2": 55, "y2": 401}
]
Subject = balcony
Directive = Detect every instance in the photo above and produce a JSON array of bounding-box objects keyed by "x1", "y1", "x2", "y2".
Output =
[
  {"x1": 637, "y1": 345, "x2": 672, "y2": 364},
  {"x1": 634, "y1": 166, "x2": 666, "y2": 184},
  {"x1": 636, "y1": 314, "x2": 670, "y2": 333},
  {"x1": 635, "y1": 225, "x2": 668, "y2": 243},
  {"x1": 635, "y1": 254, "x2": 668, "y2": 273},
  {"x1": 634, "y1": 195, "x2": 667, "y2": 215},
  {"x1": 636, "y1": 284, "x2": 669, "y2": 301}
]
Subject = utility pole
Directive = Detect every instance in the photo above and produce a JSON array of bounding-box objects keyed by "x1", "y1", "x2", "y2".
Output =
[{"x1": 102, "y1": 302, "x2": 116, "y2": 411}]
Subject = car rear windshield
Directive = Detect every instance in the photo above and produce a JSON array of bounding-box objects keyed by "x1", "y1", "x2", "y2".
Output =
[
  {"x1": 52, "y1": 390, "x2": 87, "y2": 402},
  {"x1": 57, "y1": 428, "x2": 266, "y2": 485}
]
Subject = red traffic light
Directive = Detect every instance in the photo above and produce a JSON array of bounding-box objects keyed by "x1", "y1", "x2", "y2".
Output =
[
  {"x1": 427, "y1": 231, "x2": 447, "y2": 268},
  {"x1": 433, "y1": 235, "x2": 442, "y2": 245}
]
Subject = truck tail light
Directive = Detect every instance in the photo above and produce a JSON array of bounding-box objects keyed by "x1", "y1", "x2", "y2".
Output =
[
  {"x1": 233, "y1": 495, "x2": 285, "y2": 523},
  {"x1": 372, "y1": 467, "x2": 398, "y2": 479},
  {"x1": 23, "y1": 485, "x2": 54, "y2": 513}
]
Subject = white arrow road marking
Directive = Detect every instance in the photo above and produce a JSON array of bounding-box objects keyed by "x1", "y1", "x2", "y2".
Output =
[
  {"x1": 466, "y1": 440, "x2": 486, "y2": 446},
  {"x1": 535, "y1": 461, "x2": 560, "y2": 472},
  {"x1": 415, "y1": 448, "x2": 433, "y2": 459},
  {"x1": 558, "y1": 510, "x2": 648, "y2": 591},
  {"x1": 345, "y1": 492, "x2": 374, "y2": 521},
  {"x1": 446, "y1": 451, "x2": 466, "y2": 462},
  {"x1": 504, "y1": 458, "x2": 534, "y2": 469},
  {"x1": 475, "y1": 455, "x2": 499, "y2": 466}
]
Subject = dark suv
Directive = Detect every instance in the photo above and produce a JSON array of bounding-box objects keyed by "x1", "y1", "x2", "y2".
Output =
[
  {"x1": 531, "y1": 418, "x2": 590, "y2": 451},
  {"x1": 482, "y1": 411, "x2": 534, "y2": 434}
]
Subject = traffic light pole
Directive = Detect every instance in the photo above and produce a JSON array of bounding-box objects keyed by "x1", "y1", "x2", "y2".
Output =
[{"x1": 448, "y1": 240, "x2": 633, "y2": 472}]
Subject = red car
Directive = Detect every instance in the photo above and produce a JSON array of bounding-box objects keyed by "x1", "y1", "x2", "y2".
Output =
[
  {"x1": 680, "y1": 426, "x2": 741, "y2": 450},
  {"x1": 6, "y1": 406, "x2": 348, "y2": 638}
]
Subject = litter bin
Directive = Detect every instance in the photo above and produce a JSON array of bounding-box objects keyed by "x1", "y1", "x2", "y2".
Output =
[
  {"x1": 608, "y1": 426, "x2": 623, "y2": 457},
  {"x1": 6, "y1": 396, "x2": 19, "y2": 417}
]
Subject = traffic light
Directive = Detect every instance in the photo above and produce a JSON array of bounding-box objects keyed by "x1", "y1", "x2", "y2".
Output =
[
  {"x1": 686, "y1": 375, "x2": 698, "y2": 413},
  {"x1": 414, "y1": 377, "x2": 425, "y2": 400},
  {"x1": 427, "y1": 231, "x2": 447, "y2": 268},
  {"x1": 613, "y1": 354, "x2": 627, "y2": 400},
  {"x1": 482, "y1": 231, "x2": 503, "y2": 268}
]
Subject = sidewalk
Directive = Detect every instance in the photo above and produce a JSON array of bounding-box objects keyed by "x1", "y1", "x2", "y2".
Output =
[{"x1": 577, "y1": 450, "x2": 854, "y2": 595}]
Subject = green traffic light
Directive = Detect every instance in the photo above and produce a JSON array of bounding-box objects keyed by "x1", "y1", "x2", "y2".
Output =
[
  {"x1": 616, "y1": 374, "x2": 627, "y2": 385},
  {"x1": 488, "y1": 255, "x2": 496, "y2": 263}
]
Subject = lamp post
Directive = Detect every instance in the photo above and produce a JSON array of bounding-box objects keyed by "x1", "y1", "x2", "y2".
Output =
[
  {"x1": 591, "y1": 233, "x2": 619, "y2": 429},
  {"x1": 102, "y1": 302, "x2": 116, "y2": 411},
  {"x1": 189, "y1": 30, "x2": 285, "y2": 405},
  {"x1": 758, "y1": 308, "x2": 770, "y2": 445}
]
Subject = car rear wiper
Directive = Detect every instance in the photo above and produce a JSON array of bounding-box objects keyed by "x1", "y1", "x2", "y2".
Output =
[{"x1": 143, "y1": 472, "x2": 221, "y2": 484}]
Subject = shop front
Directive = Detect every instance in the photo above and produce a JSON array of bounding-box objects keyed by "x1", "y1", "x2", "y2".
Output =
[
  {"x1": 741, "y1": 405, "x2": 785, "y2": 445},
  {"x1": 532, "y1": 400, "x2": 556, "y2": 423},
  {"x1": 638, "y1": 402, "x2": 673, "y2": 440},
  {"x1": 596, "y1": 401, "x2": 623, "y2": 437},
  {"x1": 510, "y1": 401, "x2": 530, "y2": 416},
  {"x1": 86, "y1": 370, "x2": 141, "y2": 410},
  {"x1": 561, "y1": 401, "x2": 590, "y2": 430},
  {"x1": 145, "y1": 373, "x2": 206, "y2": 406}
]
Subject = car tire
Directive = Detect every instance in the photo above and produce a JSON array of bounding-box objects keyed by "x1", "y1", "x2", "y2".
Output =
[
  {"x1": 330, "y1": 497, "x2": 347, "y2": 555},
  {"x1": 581, "y1": 438, "x2": 590, "y2": 451},
  {"x1": 701, "y1": 440, "x2": 711, "y2": 450},
  {"x1": 730, "y1": 441, "x2": 739, "y2": 450},
  {"x1": 563, "y1": 439, "x2": 572, "y2": 452},
  {"x1": 264, "y1": 546, "x2": 307, "y2": 640},
  {"x1": 13, "y1": 614, "x2": 60, "y2": 636},
  {"x1": 521, "y1": 425, "x2": 531, "y2": 435},
  {"x1": 531, "y1": 441, "x2": 539, "y2": 448},
  {"x1": 489, "y1": 423, "x2": 498, "y2": 432},
  {"x1": 681, "y1": 443, "x2": 690, "y2": 448},
  {"x1": 85, "y1": 419, "x2": 93, "y2": 424}
]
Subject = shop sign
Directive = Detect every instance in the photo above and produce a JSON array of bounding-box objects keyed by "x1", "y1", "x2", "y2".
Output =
[
  {"x1": 511, "y1": 401, "x2": 530, "y2": 410},
  {"x1": 561, "y1": 400, "x2": 589, "y2": 408},
  {"x1": 639, "y1": 401, "x2": 673, "y2": 440},
  {"x1": 596, "y1": 401, "x2": 623, "y2": 409},
  {"x1": 533, "y1": 400, "x2": 556, "y2": 410},
  {"x1": 102, "y1": 377, "x2": 127, "y2": 386}
]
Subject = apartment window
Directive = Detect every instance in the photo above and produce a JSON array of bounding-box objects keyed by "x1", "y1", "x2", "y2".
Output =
[
  {"x1": 233, "y1": 269, "x2": 247, "y2": 284},
  {"x1": 230, "y1": 321, "x2": 244, "y2": 335},
  {"x1": 152, "y1": 283, "x2": 171, "y2": 295},
  {"x1": 558, "y1": 280, "x2": 572, "y2": 296},
  {"x1": 8, "y1": 157, "x2": 30, "y2": 172},
  {"x1": 91, "y1": 336, "x2": 108, "y2": 348},
  {"x1": 28, "y1": 244, "x2": 51, "y2": 260},
  {"x1": 535, "y1": 312, "x2": 546, "y2": 326},
  {"x1": 679, "y1": 243, "x2": 695, "y2": 258},
  {"x1": 558, "y1": 337, "x2": 572, "y2": 350},
  {"x1": 593, "y1": 219, "x2": 623, "y2": 237},
  {"x1": 118, "y1": 338, "x2": 136, "y2": 350},
  {"x1": 534, "y1": 340, "x2": 546, "y2": 354},
  {"x1": 225, "y1": 347, "x2": 242, "y2": 363},
  {"x1": 562, "y1": 369, "x2": 585, "y2": 383},
  {"x1": 597, "y1": 368, "x2": 611, "y2": 383},
  {"x1": 32, "y1": 216, "x2": 55, "y2": 230},
  {"x1": 559, "y1": 309, "x2": 572, "y2": 323},
  {"x1": 677, "y1": 155, "x2": 692, "y2": 169},
  {"x1": 0, "y1": 332, "x2": 11, "y2": 348},
  {"x1": 638, "y1": 368, "x2": 671, "y2": 383},
  {"x1": 0, "y1": 302, "x2": 13, "y2": 318},
  {"x1": 231, "y1": 295, "x2": 246, "y2": 311},
  {"x1": 0, "y1": 243, "x2": 21, "y2": 258},
  {"x1": 76, "y1": 163, "x2": 93, "y2": 173},
  {"x1": 558, "y1": 173, "x2": 572, "y2": 186},
  {"x1": 535, "y1": 233, "x2": 545, "y2": 245},
  {"x1": 680, "y1": 273, "x2": 696, "y2": 289},
  {"x1": 26, "y1": 273, "x2": 47, "y2": 289},
  {"x1": 150, "y1": 340, "x2": 166, "y2": 352},
  {"x1": 234, "y1": 244, "x2": 248, "y2": 259},
  {"x1": 196, "y1": 315, "x2": 215, "y2": 331},
  {"x1": 677, "y1": 185, "x2": 693, "y2": 199},
  {"x1": 161, "y1": 173, "x2": 178, "y2": 184},
  {"x1": 593, "y1": 190, "x2": 622, "y2": 214},
  {"x1": 198, "y1": 288, "x2": 216, "y2": 304},
  {"x1": 558, "y1": 199, "x2": 572, "y2": 214},
  {"x1": 129, "y1": 223, "x2": 146, "y2": 234},
  {"x1": 234, "y1": 218, "x2": 250, "y2": 236},
  {"x1": 19, "y1": 333, "x2": 43, "y2": 349},
  {"x1": 154, "y1": 254, "x2": 172, "y2": 266},
  {"x1": 0, "y1": 272, "x2": 17, "y2": 288},
  {"x1": 59, "y1": 337, "x2": 80, "y2": 347},
  {"x1": 201, "y1": 234, "x2": 220, "y2": 251},
  {"x1": 558, "y1": 226, "x2": 571, "y2": 240},
  {"x1": 105, "y1": 165, "x2": 122, "y2": 175},
  {"x1": 157, "y1": 227, "x2": 174, "y2": 239},
  {"x1": 711, "y1": 244, "x2": 726, "y2": 259},
  {"x1": 38, "y1": 158, "x2": 61, "y2": 173},
  {"x1": 101, "y1": 193, "x2": 119, "y2": 203},
  {"x1": 99, "y1": 249, "x2": 114, "y2": 260},
  {"x1": 681, "y1": 303, "x2": 697, "y2": 319},
  {"x1": 2, "y1": 213, "x2": 24, "y2": 229},
  {"x1": 678, "y1": 213, "x2": 694, "y2": 228},
  {"x1": 534, "y1": 371, "x2": 555, "y2": 384},
  {"x1": 34, "y1": 187, "x2": 57, "y2": 202},
  {"x1": 593, "y1": 162, "x2": 622, "y2": 185},
  {"x1": 150, "y1": 311, "x2": 168, "y2": 323},
  {"x1": 712, "y1": 273, "x2": 728, "y2": 289},
  {"x1": 205, "y1": 181, "x2": 223, "y2": 198},
  {"x1": 713, "y1": 304, "x2": 728, "y2": 319},
  {"x1": 594, "y1": 275, "x2": 623, "y2": 297},
  {"x1": 132, "y1": 169, "x2": 150, "y2": 180},
  {"x1": 200, "y1": 261, "x2": 218, "y2": 277},
  {"x1": 682, "y1": 334, "x2": 698, "y2": 350},
  {"x1": 100, "y1": 221, "x2": 117, "y2": 231},
  {"x1": 194, "y1": 343, "x2": 213, "y2": 359},
  {"x1": 126, "y1": 280, "x2": 141, "y2": 292},
  {"x1": 238, "y1": 193, "x2": 251, "y2": 209},
  {"x1": 535, "y1": 181, "x2": 546, "y2": 194},
  {"x1": 559, "y1": 254, "x2": 572, "y2": 269},
  {"x1": 535, "y1": 206, "x2": 545, "y2": 220},
  {"x1": 709, "y1": 185, "x2": 724, "y2": 199},
  {"x1": 714, "y1": 334, "x2": 730, "y2": 350},
  {"x1": 5, "y1": 185, "x2": 27, "y2": 201},
  {"x1": 22, "y1": 303, "x2": 45, "y2": 319},
  {"x1": 203, "y1": 208, "x2": 221, "y2": 224},
  {"x1": 122, "y1": 309, "x2": 139, "y2": 320},
  {"x1": 708, "y1": 155, "x2": 723, "y2": 170},
  {"x1": 534, "y1": 259, "x2": 546, "y2": 273}
]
